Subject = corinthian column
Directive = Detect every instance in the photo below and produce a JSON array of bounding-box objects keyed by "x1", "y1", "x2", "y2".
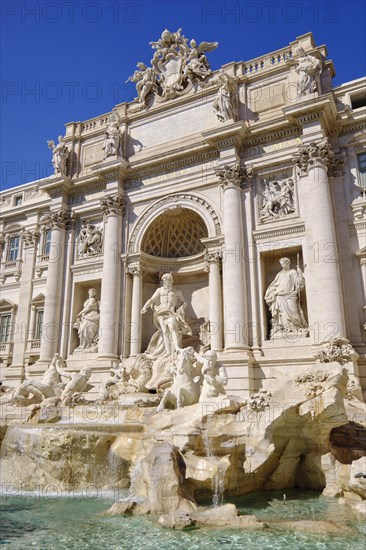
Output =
[
  {"x1": 38, "y1": 212, "x2": 71, "y2": 368},
  {"x1": 97, "y1": 195, "x2": 125, "y2": 360},
  {"x1": 11, "y1": 228, "x2": 40, "y2": 368},
  {"x1": 204, "y1": 251, "x2": 223, "y2": 351},
  {"x1": 215, "y1": 162, "x2": 248, "y2": 350},
  {"x1": 294, "y1": 139, "x2": 346, "y2": 342},
  {"x1": 129, "y1": 264, "x2": 143, "y2": 356}
]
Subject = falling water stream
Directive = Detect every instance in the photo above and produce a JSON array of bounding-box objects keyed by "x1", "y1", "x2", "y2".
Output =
[
  {"x1": 202, "y1": 433, "x2": 225, "y2": 507},
  {"x1": 1, "y1": 426, "x2": 365, "y2": 549}
]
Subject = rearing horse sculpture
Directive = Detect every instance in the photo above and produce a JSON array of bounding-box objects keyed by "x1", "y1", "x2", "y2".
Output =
[{"x1": 157, "y1": 347, "x2": 202, "y2": 412}]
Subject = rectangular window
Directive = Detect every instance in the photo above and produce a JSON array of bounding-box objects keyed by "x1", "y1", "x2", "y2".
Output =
[
  {"x1": 44, "y1": 229, "x2": 52, "y2": 256},
  {"x1": 35, "y1": 310, "x2": 44, "y2": 340},
  {"x1": 351, "y1": 94, "x2": 366, "y2": 110},
  {"x1": 0, "y1": 315, "x2": 11, "y2": 343},
  {"x1": 15, "y1": 196, "x2": 22, "y2": 206},
  {"x1": 358, "y1": 152, "x2": 366, "y2": 188},
  {"x1": 7, "y1": 236, "x2": 19, "y2": 261}
]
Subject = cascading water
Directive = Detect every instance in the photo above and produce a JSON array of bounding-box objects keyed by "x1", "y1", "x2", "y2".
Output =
[
  {"x1": 0, "y1": 424, "x2": 131, "y2": 495},
  {"x1": 202, "y1": 433, "x2": 225, "y2": 507},
  {"x1": 128, "y1": 462, "x2": 140, "y2": 499}
]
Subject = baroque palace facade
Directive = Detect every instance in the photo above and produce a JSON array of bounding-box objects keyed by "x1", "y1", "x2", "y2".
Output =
[{"x1": 0, "y1": 32, "x2": 365, "y2": 397}]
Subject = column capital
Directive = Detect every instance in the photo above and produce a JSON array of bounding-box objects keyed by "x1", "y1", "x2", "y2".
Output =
[
  {"x1": 23, "y1": 228, "x2": 40, "y2": 249},
  {"x1": 293, "y1": 139, "x2": 335, "y2": 176},
  {"x1": 204, "y1": 250, "x2": 222, "y2": 272},
  {"x1": 100, "y1": 194, "x2": 125, "y2": 217},
  {"x1": 127, "y1": 263, "x2": 143, "y2": 277},
  {"x1": 214, "y1": 161, "x2": 252, "y2": 189},
  {"x1": 41, "y1": 211, "x2": 75, "y2": 230}
]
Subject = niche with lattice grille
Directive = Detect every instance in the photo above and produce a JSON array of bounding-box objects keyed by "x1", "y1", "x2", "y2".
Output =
[{"x1": 141, "y1": 207, "x2": 208, "y2": 258}]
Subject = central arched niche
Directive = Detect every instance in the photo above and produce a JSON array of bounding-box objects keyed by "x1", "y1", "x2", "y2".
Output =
[
  {"x1": 139, "y1": 206, "x2": 210, "y2": 353},
  {"x1": 141, "y1": 207, "x2": 208, "y2": 258}
]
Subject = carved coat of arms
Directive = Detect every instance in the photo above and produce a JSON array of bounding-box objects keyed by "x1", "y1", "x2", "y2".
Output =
[{"x1": 128, "y1": 29, "x2": 218, "y2": 106}]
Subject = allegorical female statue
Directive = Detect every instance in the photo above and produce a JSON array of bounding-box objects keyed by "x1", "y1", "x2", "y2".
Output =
[
  {"x1": 74, "y1": 288, "x2": 100, "y2": 353},
  {"x1": 47, "y1": 135, "x2": 68, "y2": 175},
  {"x1": 212, "y1": 70, "x2": 237, "y2": 122},
  {"x1": 265, "y1": 257, "x2": 308, "y2": 337}
]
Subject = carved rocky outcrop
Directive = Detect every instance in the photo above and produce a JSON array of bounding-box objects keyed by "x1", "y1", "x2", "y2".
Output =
[{"x1": 1, "y1": 363, "x2": 365, "y2": 527}]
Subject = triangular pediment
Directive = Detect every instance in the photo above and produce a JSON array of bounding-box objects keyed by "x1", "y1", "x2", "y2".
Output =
[
  {"x1": 0, "y1": 298, "x2": 17, "y2": 311},
  {"x1": 31, "y1": 293, "x2": 45, "y2": 305}
]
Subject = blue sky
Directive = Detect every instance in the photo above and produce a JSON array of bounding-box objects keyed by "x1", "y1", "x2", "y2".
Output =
[{"x1": 1, "y1": 0, "x2": 366, "y2": 190}]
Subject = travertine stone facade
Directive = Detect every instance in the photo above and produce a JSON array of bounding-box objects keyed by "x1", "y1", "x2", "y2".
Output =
[{"x1": 1, "y1": 32, "x2": 365, "y2": 396}]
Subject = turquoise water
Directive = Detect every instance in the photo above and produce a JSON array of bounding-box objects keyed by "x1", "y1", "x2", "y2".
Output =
[{"x1": 0, "y1": 490, "x2": 364, "y2": 549}]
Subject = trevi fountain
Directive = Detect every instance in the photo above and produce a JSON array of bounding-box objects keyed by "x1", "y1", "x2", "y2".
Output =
[{"x1": 0, "y1": 29, "x2": 365, "y2": 549}]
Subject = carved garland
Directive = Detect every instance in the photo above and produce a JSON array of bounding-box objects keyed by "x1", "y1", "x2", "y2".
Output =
[{"x1": 128, "y1": 194, "x2": 222, "y2": 254}]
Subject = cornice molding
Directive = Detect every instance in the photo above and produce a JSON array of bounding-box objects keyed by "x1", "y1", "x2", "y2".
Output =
[{"x1": 253, "y1": 222, "x2": 305, "y2": 241}]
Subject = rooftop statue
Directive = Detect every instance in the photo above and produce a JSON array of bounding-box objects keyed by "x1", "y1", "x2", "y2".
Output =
[
  {"x1": 47, "y1": 135, "x2": 68, "y2": 176},
  {"x1": 103, "y1": 112, "x2": 123, "y2": 158},
  {"x1": 287, "y1": 47, "x2": 322, "y2": 99},
  {"x1": 128, "y1": 29, "x2": 217, "y2": 105},
  {"x1": 212, "y1": 70, "x2": 237, "y2": 122}
]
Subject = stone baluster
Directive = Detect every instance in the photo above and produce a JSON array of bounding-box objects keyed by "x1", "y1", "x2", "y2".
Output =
[
  {"x1": 97, "y1": 195, "x2": 125, "y2": 360},
  {"x1": 294, "y1": 139, "x2": 346, "y2": 342}
]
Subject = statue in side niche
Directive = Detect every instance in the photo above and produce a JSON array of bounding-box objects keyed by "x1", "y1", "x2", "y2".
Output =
[
  {"x1": 74, "y1": 288, "x2": 100, "y2": 353},
  {"x1": 141, "y1": 273, "x2": 192, "y2": 358},
  {"x1": 265, "y1": 257, "x2": 308, "y2": 337}
]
